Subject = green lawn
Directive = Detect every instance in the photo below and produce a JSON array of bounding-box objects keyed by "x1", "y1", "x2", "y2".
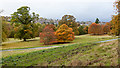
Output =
[
  {"x1": 1, "y1": 40, "x2": 118, "y2": 66},
  {"x1": 1, "y1": 35, "x2": 118, "y2": 66},
  {"x1": 1, "y1": 35, "x2": 117, "y2": 50}
]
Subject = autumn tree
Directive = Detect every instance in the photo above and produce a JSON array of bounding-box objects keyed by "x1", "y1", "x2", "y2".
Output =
[
  {"x1": 1, "y1": 16, "x2": 13, "y2": 41},
  {"x1": 95, "y1": 18, "x2": 100, "y2": 24},
  {"x1": 11, "y1": 6, "x2": 39, "y2": 41},
  {"x1": 55, "y1": 24, "x2": 74, "y2": 42},
  {"x1": 46, "y1": 24, "x2": 57, "y2": 31},
  {"x1": 40, "y1": 26, "x2": 57, "y2": 45},
  {"x1": 110, "y1": 15, "x2": 120, "y2": 36},
  {"x1": 103, "y1": 23, "x2": 111, "y2": 34},
  {"x1": 88, "y1": 23, "x2": 104, "y2": 35},
  {"x1": 111, "y1": 1, "x2": 120, "y2": 36},
  {"x1": 58, "y1": 15, "x2": 79, "y2": 35},
  {"x1": 83, "y1": 26, "x2": 88, "y2": 34}
]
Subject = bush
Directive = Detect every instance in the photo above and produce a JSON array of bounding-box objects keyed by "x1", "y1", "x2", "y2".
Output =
[
  {"x1": 88, "y1": 23, "x2": 104, "y2": 35},
  {"x1": 55, "y1": 24, "x2": 75, "y2": 42},
  {"x1": 103, "y1": 25, "x2": 110, "y2": 34},
  {"x1": 40, "y1": 25, "x2": 57, "y2": 45}
]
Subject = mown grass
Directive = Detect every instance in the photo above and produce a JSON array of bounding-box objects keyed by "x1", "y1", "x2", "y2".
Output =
[
  {"x1": 1, "y1": 40, "x2": 118, "y2": 67},
  {"x1": 1, "y1": 35, "x2": 117, "y2": 50},
  {"x1": 1, "y1": 35, "x2": 117, "y2": 58},
  {"x1": 1, "y1": 42, "x2": 97, "y2": 66}
]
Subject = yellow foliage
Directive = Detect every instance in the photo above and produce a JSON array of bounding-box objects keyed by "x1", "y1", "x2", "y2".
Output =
[{"x1": 55, "y1": 24, "x2": 75, "y2": 42}]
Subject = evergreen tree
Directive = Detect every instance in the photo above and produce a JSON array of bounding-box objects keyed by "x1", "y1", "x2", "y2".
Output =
[{"x1": 95, "y1": 18, "x2": 100, "y2": 24}]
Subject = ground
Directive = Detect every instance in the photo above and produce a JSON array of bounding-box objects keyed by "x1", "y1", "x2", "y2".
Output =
[{"x1": 0, "y1": 34, "x2": 119, "y2": 66}]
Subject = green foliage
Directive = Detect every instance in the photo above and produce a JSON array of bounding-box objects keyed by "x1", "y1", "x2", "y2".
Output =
[
  {"x1": 78, "y1": 25, "x2": 88, "y2": 35},
  {"x1": 2, "y1": 18, "x2": 13, "y2": 41},
  {"x1": 83, "y1": 26, "x2": 88, "y2": 34},
  {"x1": 58, "y1": 15, "x2": 79, "y2": 35},
  {"x1": 35, "y1": 23, "x2": 45, "y2": 37},
  {"x1": 78, "y1": 25, "x2": 85, "y2": 35},
  {"x1": 0, "y1": 17, "x2": 1, "y2": 43},
  {"x1": 95, "y1": 18, "x2": 100, "y2": 24},
  {"x1": 11, "y1": 6, "x2": 39, "y2": 41}
]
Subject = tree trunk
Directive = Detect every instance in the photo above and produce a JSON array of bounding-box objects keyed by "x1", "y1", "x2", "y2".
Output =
[{"x1": 23, "y1": 38, "x2": 26, "y2": 41}]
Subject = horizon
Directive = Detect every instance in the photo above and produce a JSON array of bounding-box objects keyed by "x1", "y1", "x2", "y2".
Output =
[{"x1": 0, "y1": 0, "x2": 115, "y2": 22}]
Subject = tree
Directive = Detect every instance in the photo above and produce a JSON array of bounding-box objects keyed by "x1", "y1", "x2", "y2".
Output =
[
  {"x1": 40, "y1": 26, "x2": 57, "y2": 45},
  {"x1": 35, "y1": 23, "x2": 45, "y2": 37},
  {"x1": 83, "y1": 26, "x2": 88, "y2": 34},
  {"x1": 110, "y1": 1, "x2": 120, "y2": 36},
  {"x1": 11, "y1": 6, "x2": 39, "y2": 41},
  {"x1": 2, "y1": 16, "x2": 13, "y2": 41},
  {"x1": 88, "y1": 23, "x2": 104, "y2": 35},
  {"x1": 46, "y1": 24, "x2": 57, "y2": 31},
  {"x1": 55, "y1": 24, "x2": 74, "y2": 42},
  {"x1": 110, "y1": 15, "x2": 120, "y2": 36},
  {"x1": 95, "y1": 18, "x2": 100, "y2": 24},
  {"x1": 58, "y1": 15, "x2": 79, "y2": 35},
  {"x1": 78, "y1": 25, "x2": 85, "y2": 35},
  {"x1": 103, "y1": 23, "x2": 111, "y2": 34}
]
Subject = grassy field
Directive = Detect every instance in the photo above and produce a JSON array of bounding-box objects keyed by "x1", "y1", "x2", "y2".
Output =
[
  {"x1": 1, "y1": 40, "x2": 118, "y2": 66},
  {"x1": 1, "y1": 35, "x2": 117, "y2": 50},
  {"x1": 1, "y1": 35, "x2": 117, "y2": 58},
  {"x1": 1, "y1": 35, "x2": 118, "y2": 66}
]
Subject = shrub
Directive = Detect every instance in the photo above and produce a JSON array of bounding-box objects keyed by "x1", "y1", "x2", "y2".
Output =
[
  {"x1": 88, "y1": 23, "x2": 104, "y2": 35},
  {"x1": 103, "y1": 24, "x2": 110, "y2": 34},
  {"x1": 55, "y1": 24, "x2": 75, "y2": 42},
  {"x1": 40, "y1": 25, "x2": 57, "y2": 45}
]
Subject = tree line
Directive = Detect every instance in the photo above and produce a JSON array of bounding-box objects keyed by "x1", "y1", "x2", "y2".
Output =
[{"x1": 2, "y1": 1, "x2": 120, "y2": 44}]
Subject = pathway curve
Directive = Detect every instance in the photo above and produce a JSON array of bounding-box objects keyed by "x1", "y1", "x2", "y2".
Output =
[{"x1": 0, "y1": 38, "x2": 119, "y2": 52}]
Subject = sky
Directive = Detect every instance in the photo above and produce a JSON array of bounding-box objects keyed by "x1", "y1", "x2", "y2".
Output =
[{"x1": 0, "y1": 0, "x2": 115, "y2": 22}]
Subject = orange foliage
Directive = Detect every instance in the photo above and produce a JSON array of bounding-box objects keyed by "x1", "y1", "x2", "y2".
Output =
[
  {"x1": 103, "y1": 23, "x2": 111, "y2": 34},
  {"x1": 88, "y1": 23, "x2": 104, "y2": 35},
  {"x1": 55, "y1": 24, "x2": 75, "y2": 42},
  {"x1": 46, "y1": 24, "x2": 56, "y2": 31},
  {"x1": 40, "y1": 25, "x2": 57, "y2": 45}
]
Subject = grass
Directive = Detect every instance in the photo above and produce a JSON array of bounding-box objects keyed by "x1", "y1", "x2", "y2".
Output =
[
  {"x1": 1, "y1": 40, "x2": 118, "y2": 66},
  {"x1": 1, "y1": 42, "x2": 97, "y2": 66},
  {"x1": 1, "y1": 35, "x2": 117, "y2": 50},
  {"x1": 1, "y1": 35, "x2": 118, "y2": 67},
  {"x1": 1, "y1": 35, "x2": 117, "y2": 58}
]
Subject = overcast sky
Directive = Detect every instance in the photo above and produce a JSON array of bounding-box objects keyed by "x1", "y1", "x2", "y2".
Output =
[{"x1": 0, "y1": 0, "x2": 115, "y2": 22}]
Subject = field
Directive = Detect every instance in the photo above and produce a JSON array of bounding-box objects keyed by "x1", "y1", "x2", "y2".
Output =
[
  {"x1": 1, "y1": 35, "x2": 119, "y2": 67},
  {"x1": 1, "y1": 35, "x2": 116, "y2": 50}
]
